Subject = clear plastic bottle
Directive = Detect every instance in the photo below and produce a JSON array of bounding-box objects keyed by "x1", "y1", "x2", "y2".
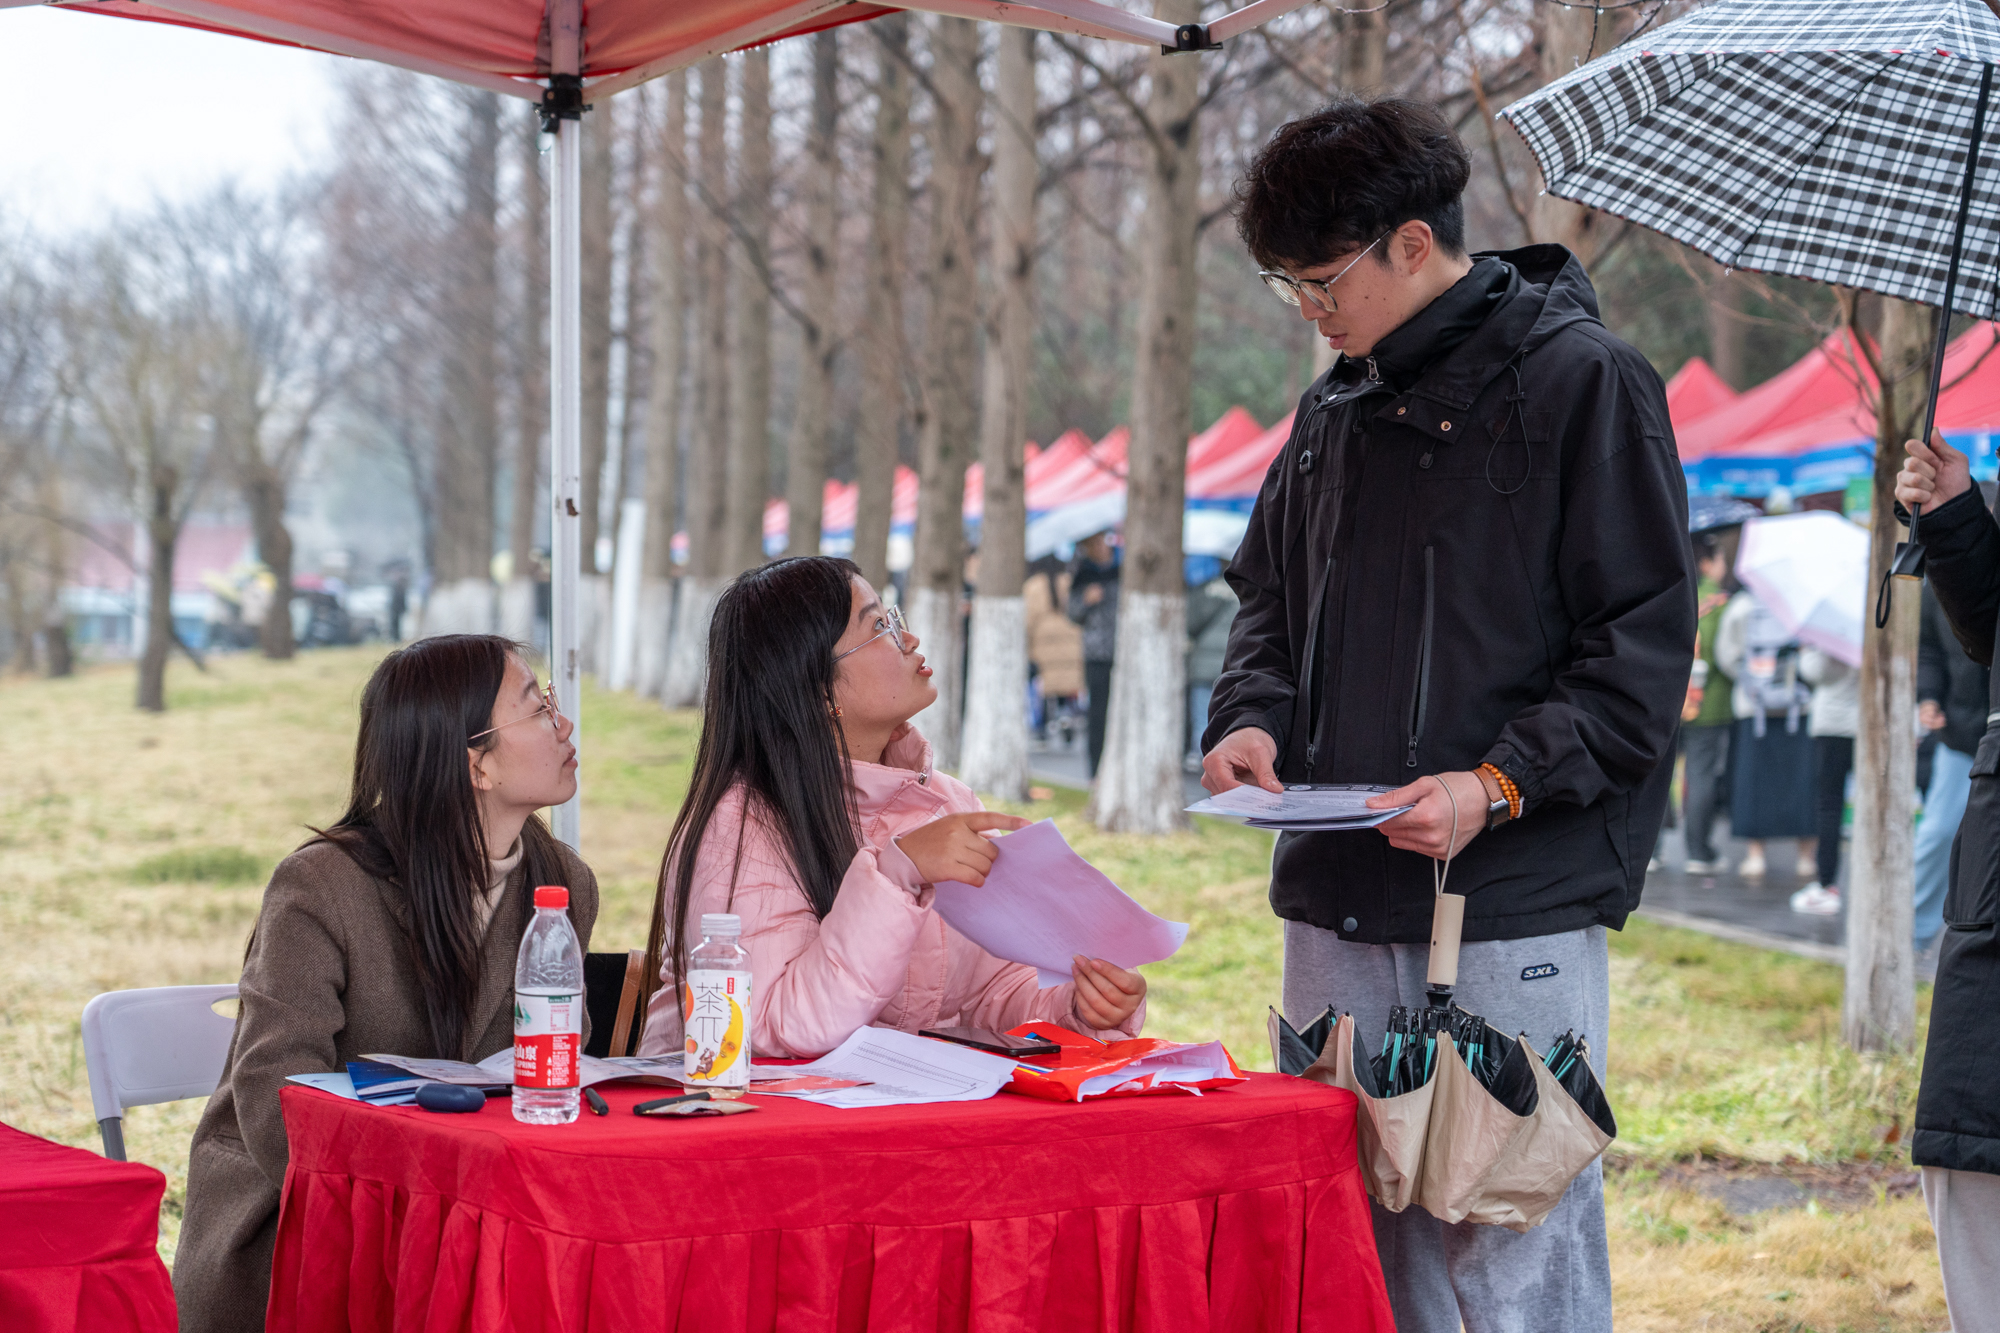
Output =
[
  {"x1": 513, "y1": 885, "x2": 583, "y2": 1124},
  {"x1": 683, "y1": 913, "x2": 752, "y2": 1090}
]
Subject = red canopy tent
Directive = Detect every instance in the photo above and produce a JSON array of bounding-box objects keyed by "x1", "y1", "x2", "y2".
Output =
[
  {"x1": 8, "y1": 0, "x2": 1315, "y2": 844},
  {"x1": 1663, "y1": 356, "x2": 1738, "y2": 431},
  {"x1": 1672, "y1": 330, "x2": 1874, "y2": 467}
]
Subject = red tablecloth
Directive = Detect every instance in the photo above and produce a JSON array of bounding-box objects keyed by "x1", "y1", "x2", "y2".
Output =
[
  {"x1": 0, "y1": 1121, "x2": 177, "y2": 1333},
  {"x1": 269, "y1": 1074, "x2": 1391, "y2": 1332}
]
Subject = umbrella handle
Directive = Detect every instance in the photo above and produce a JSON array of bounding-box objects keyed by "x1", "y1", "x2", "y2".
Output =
[{"x1": 1427, "y1": 893, "x2": 1466, "y2": 988}]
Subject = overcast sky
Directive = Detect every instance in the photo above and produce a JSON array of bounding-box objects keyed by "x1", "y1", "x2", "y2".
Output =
[{"x1": 2, "y1": 6, "x2": 342, "y2": 232}]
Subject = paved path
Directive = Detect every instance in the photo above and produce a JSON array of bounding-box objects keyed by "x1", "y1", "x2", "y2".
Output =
[{"x1": 1027, "y1": 737, "x2": 1852, "y2": 964}]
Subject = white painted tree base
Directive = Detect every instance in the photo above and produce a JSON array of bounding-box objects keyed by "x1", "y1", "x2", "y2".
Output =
[
  {"x1": 904, "y1": 583, "x2": 964, "y2": 771},
  {"x1": 1089, "y1": 590, "x2": 1189, "y2": 833},
  {"x1": 661, "y1": 577, "x2": 721, "y2": 709},
  {"x1": 418, "y1": 578, "x2": 497, "y2": 637},
  {"x1": 498, "y1": 578, "x2": 537, "y2": 650},
  {"x1": 634, "y1": 578, "x2": 676, "y2": 700},
  {"x1": 1845, "y1": 594, "x2": 1918, "y2": 1051},
  {"x1": 958, "y1": 595, "x2": 1029, "y2": 802},
  {"x1": 577, "y1": 574, "x2": 609, "y2": 679}
]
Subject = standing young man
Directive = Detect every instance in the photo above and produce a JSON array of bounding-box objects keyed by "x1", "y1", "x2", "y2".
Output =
[{"x1": 1203, "y1": 99, "x2": 1693, "y2": 1333}]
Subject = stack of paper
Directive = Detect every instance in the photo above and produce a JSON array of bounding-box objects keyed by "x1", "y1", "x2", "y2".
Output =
[
  {"x1": 1184, "y1": 783, "x2": 1413, "y2": 831},
  {"x1": 931, "y1": 819, "x2": 1188, "y2": 986},
  {"x1": 758, "y1": 1027, "x2": 1017, "y2": 1109}
]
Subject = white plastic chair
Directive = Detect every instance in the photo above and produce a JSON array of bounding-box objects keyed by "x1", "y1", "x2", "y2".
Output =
[{"x1": 81, "y1": 984, "x2": 239, "y2": 1161}]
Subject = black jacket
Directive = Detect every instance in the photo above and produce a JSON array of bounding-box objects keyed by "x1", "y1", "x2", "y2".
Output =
[
  {"x1": 1903, "y1": 486, "x2": 2000, "y2": 1177},
  {"x1": 1202, "y1": 245, "x2": 1694, "y2": 944},
  {"x1": 1919, "y1": 583, "x2": 1990, "y2": 758}
]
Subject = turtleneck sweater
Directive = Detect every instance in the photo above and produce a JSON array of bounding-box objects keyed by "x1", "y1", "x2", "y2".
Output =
[{"x1": 476, "y1": 837, "x2": 524, "y2": 941}]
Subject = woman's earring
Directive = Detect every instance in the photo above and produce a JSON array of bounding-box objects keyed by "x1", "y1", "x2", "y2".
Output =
[{"x1": 828, "y1": 702, "x2": 843, "y2": 720}]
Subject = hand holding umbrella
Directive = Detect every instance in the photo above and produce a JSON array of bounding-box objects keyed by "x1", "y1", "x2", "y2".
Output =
[{"x1": 1897, "y1": 429, "x2": 1974, "y2": 514}]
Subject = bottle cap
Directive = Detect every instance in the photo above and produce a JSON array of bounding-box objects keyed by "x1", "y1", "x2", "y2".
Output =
[
  {"x1": 700, "y1": 912, "x2": 742, "y2": 936},
  {"x1": 534, "y1": 885, "x2": 569, "y2": 909}
]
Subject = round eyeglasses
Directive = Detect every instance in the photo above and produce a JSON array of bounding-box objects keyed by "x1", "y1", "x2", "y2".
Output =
[
  {"x1": 835, "y1": 605, "x2": 909, "y2": 662},
  {"x1": 1258, "y1": 233, "x2": 1387, "y2": 314},
  {"x1": 469, "y1": 681, "x2": 562, "y2": 742}
]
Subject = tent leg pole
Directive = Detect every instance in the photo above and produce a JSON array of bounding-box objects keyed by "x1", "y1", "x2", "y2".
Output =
[{"x1": 549, "y1": 105, "x2": 584, "y2": 849}]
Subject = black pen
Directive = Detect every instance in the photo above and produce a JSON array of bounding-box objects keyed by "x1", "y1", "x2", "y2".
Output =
[{"x1": 583, "y1": 1086, "x2": 609, "y2": 1116}]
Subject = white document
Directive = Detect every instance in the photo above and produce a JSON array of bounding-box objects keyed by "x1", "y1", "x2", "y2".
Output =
[
  {"x1": 1185, "y1": 783, "x2": 1412, "y2": 830},
  {"x1": 931, "y1": 819, "x2": 1188, "y2": 987},
  {"x1": 773, "y1": 1027, "x2": 1017, "y2": 1109}
]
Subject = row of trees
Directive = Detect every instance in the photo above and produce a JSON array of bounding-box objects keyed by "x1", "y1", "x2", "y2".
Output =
[{"x1": 8, "y1": 1, "x2": 1844, "y2": 828}]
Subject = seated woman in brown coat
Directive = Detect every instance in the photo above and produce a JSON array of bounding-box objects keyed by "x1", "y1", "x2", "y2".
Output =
[{"x1": 172, "y1": 634, "x2": 597, "y2": 1333}]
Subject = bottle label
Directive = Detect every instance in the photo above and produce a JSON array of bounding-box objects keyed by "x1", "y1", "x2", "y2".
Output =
[
  {"x1": 513, "y1": 990, "x2": 581, "y2": 1089},
  {"x1": 683, "y1": 969, "x2": 752, "y2": 1086}
]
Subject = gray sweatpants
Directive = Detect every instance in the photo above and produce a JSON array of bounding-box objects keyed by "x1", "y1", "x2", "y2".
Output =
[
  {"x1": 1924, "y1": 1166, "x2": 2000, "y2": 1333},
  {"x1": 1284, "y1": 920, "x2": 1614, "y2": 1333}
]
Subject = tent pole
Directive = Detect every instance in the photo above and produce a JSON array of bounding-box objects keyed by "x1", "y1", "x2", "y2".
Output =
[{"x1": 544, "y1": 5, "x2": 584, "y2": 849}]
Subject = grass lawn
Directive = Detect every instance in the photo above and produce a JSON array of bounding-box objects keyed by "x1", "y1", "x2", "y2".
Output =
[{"x1": 0, "y1": 646, "x2": 1948, "y2": 1330}]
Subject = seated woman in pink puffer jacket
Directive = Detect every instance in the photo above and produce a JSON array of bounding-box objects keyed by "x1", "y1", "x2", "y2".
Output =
[{"x1": 638, "y1": 556, "x2": 1146, "y2": 1060}]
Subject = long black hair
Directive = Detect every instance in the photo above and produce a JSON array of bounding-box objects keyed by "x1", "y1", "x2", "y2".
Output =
[
  {"x1": 644, "y1": 558, "x2": 863, "y2": 1016},
  {"x1": 314, "y1": 634, "x2": 571, "y2": 1058}
]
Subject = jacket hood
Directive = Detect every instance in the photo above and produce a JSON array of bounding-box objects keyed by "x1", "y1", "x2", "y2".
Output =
[
  {"x1": 849, "y1": 723, "x2": 936, "y2": 821},
  {"x1": 1490, "y1": 242, "x2": 1603, "y2": 357}
]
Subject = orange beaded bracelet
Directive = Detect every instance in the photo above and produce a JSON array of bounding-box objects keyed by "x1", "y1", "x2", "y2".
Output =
[{"x1": 1478, "y1": 763, "x2": 1521, "y2": 821}]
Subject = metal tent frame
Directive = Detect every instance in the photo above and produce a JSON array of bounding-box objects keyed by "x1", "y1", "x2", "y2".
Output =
[{"x1": 12, "y1": 0, "x2": 1313, "y2": 847}]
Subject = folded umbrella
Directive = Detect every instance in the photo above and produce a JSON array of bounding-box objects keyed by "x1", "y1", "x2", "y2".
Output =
[{"x1": 1269, "y1": 806, "x2": 1615, "y2": 1230}]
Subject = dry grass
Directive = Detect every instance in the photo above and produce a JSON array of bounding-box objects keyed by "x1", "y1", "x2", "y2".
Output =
[{"x1": 0, "y1": 647, "x2": 1952, "y2": 1328}]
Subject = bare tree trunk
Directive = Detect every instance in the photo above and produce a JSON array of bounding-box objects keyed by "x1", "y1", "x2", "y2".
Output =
[
  {"x1": 854, "y1": 14, "x2": 913, "y2": 592},
  {"x1": 727, "y1": 49, "x2": 775, "y2": 578},
  {"x1": 429, "y1": 91, "x2": 502, "y2": 636},
  {"x1": 244, "y1": 459, "x2": 296, "y2": 659},
  {"x1": 1338, "y1": 3, "x2": 1387, "y2": 92},
  {"x1": 637, "y1": 73, "x2": 687, "y2": 700},
  {"x1": 506, "y1": 110, "x2": 549, "y2": 648},
  {"x1": 1091, "y1": 0, "x2": 1200, "y2": 834},
  {"x1": 906, "y1": 16, "x2": 983, "y2": 769},
  {"x1": 1529, "y1": 7, "x2": 1620, "y2": 266},
  {"x1": 663, "y1": 59, "x2": 732, "y2": 708},
  {"x1": 1705, "y1": 261, "x2": 1746, "y2": 390},
  {"x1": 1846, "y1": 296, "x2": 1925, "y2": 1053},
  {"x1": 138, "y1": 470, "x2": 178, "y2": 712},
  {"x1": 785, "y1": 29, "x2": 841, "y2": 561},
  {"x1": 960, "y1": 25, "x2": 1038, "y2": 802}
]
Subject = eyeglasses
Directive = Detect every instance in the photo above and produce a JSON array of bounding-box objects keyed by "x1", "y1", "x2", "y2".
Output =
[
  {"x1": 1258, "y1": 233, "x2": 1387, "y2": 313},
  {"x1": 469, "y1": 680, "x2": 562, "y2": 742},
  {"x1": 834, "y1": 605, "x2": 909, "y2": 662}
]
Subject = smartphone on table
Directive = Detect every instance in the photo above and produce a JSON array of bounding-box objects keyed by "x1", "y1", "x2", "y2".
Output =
[{"x1": 919, "y1": 1027, "x2": 1061, "y2": 1058}]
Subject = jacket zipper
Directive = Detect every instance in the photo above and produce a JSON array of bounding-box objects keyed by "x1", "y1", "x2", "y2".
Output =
[
  {"x1": 1406, "y1": 546, "x2": 1434, "y2": 769},
  {"x1": 1302, "y1": 554, "x2": 1334, "y2": 781}
]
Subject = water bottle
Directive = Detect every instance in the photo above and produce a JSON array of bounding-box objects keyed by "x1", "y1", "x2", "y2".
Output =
[
  {"x1": 684, "y1": 913, "x2": 752, "y2": 1089},
  {"x1": 513, "y1": 885, "x2": 583, "y2": 1124}
]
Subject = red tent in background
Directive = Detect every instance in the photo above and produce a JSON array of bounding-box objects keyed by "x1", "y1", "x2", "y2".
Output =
[
  {"x1": 1026, "y1": 427, "x2": 1127, "y2": 511},
  {"x1": 1188, "y1": 412, "x2": 1294, "y2": 503},
  {"x1": 1673, "y1": 331, "x2": 1874, "y2": 465},
  {"x1": 1729, "y1": 321, "x2": 2000, "y2": 462},
  {"x1": 1664, "y1": 357, "x2": 1739, "y2": 431},
  {"x1": 1185, "y1": 405, "x2": 1264, "y2": 474}
]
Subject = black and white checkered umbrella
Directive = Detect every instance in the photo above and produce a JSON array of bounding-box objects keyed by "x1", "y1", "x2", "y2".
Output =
[
  {"x1": 1502, "y1": 0, "x2": 2000, "y2": 314},
  {"x1": 1501, "y1": 0, "x2": 2000, "y2": 590}
]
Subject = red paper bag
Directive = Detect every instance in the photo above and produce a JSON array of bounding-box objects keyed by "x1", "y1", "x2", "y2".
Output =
[{"x1": 1001, "y1": 1024, "x2": 1246, "y2": 1102}]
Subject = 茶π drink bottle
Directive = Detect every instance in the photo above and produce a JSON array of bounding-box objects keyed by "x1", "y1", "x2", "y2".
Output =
[
  {"x1": 684, "y1": 913, "x2": 751, "y2": 1090},
  {"x1": 513, "y1": 885, "x2": 583, "y2": 1124}
]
